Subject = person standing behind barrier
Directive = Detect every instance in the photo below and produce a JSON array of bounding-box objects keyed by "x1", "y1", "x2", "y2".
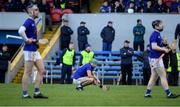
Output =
[
  {"x1": 60, "y1": 19, "x2": 73, "y2": 50},
  {"x1": 142, "y1": 44, "x2": 151, "y2": 85},
  {"x1": 80, "y1": 44, "x2": 94, "y2": 66},
  {"x1": 174, "y1": 23, "x2": 180, "y2": 51},
  {"x1": 101, "y1": 21, "x2": 115, "y2": 51},
  {"x1": 133, "y1": 19, "x2": 145, "y2": 51},
  {"x1": 120, "y1": 40, "x2": 134, "y2": 85},
  {"x1": 56, "y1": 42, "x2": 75, "y2": 84},
  {"x1": 77, "y1": 21, "x2": 90, "y2": 51},
  {"x1": 166, "y1": 42, "x2": 179, "y2": 86},
  {"x1": 0, "y1": 44, "x2": 10, "y2": 83}
]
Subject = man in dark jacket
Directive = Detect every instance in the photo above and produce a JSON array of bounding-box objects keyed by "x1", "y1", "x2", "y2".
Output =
[
  {"x1": 120, "y1": 40, "x2": 134, "y2": 85},
  {"x1": 101, "y1": 21, "x2": 115, "y2": 51},
  {"x1": 133, "y1": 19, "x2": 145, "y2": 51},
  {"x1": 175, "y1": 23, "x2": 180, "y2": 51},
  {"x1": 77, "y1": 21, "x2": 90, "y2": 51},
  {"x1": 0, "y1": 44, "x2": 10, "y2": 83},
  {"x1": 142, "y1": 45, "x2": 151, "y2": 85},
  {"x1": 60, "y1": 19, "x2": 73, "y2": 50},
  {"x1": 56, "y1": 42, "x2": 76, "y2": 84}
]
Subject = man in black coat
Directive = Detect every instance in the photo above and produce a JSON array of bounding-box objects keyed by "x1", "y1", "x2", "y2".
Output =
[
  {"x1": 120, "y1": 40, "x2": 134, "y2": 85},
  {"x1": 0, "y1": 45, "x2": 10, "y2": 83},
  {"x1": 175, "y1": 23, "x2": 180, "y2": 51},
  {"x1": 60, "y1": 19, "x2": 73, "y2": 50},
  {"x1": 77, "y1": 21, "x2": 90, "y2": 51},
  {"x1": 100, "y1": 21, "x2": 115, "y2": 51}
]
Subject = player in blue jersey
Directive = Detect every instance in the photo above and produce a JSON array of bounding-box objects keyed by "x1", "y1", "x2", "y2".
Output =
[
  {"x1": 144, "y1": 20, "x2": 179, "y2": 98},
  {"x1": 18, "y1": 4, "x2": 48, "y2": 99},
  {"x1": 73, "y1": 59, "x2": 100, "y2": 91}
]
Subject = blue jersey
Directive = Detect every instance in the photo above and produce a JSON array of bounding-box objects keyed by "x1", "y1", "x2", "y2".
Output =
[
  {"x1": 73, "y1": 63, "x2": 94, "y2": 79},
  {"x1": 23, "y1": 18, "x2": 37, "y2": 51},
  {"x1": 149, "y1": 31, "x2": 163, "y2": 58}
]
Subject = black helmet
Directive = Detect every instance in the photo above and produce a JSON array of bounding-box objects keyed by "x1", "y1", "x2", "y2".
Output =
[{"x1": 152, "y1": 20, "x2": 162, "y2": 29}]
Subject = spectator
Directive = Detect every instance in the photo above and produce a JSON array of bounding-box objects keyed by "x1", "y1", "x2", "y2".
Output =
[
  {"x1": 56, "y1": 42, "x2": 75, "y2": 84},
  {"x1": 100, "y1": 21, "x2": 115, "y2": 51},
  {"x1": 126, "y1": 2, "x2": 135, "y2": 13},
  {"x1": 111, "y1": 0, "x2": 125, "y2": 12},
  {"x1": 79, "y1": 44, "x2": 94, "y2": 66},
  {"x1": 144, "y1": 0, "x2": 154, "y2": 13},
  {"x1": 153, "y1": 0, "x2": 169, "y2": 13},
  {"x1": 16, "y1": 0, "x2": 29, "y2": 12},
  {"x1": 0, "y1": 44, "x2": 10, "y2": 83},
  {"x1": 60, "y1": 19, "x2": 73, "y2": 50},
  {"x1": 167, "y1": 42, "x2": 179, "y2": 86},
  {"x1": 54, "y1": 0, "x2": 67, "y2": 10},
  {"x1": 68, "y1": 0, "x2": 80, "y2": 13},
  {"x1": 142, "y1": 44, "x2": 151, "y2": 85},
  {"x1": 133, "y1": 19, "x2": 146, "y2": 51},
  {"x1": 163, "y1": 0, "x2": 173, "y2": 7},
  {"x1": 170, "y1": 0, "x2": 180, "y2": 13},
  {"x1": 38, "y1": 0, "x2": 52, "y2": 31},
  {"x1": 136, "y1": 0, "x2": 147, "y2": 12},
  {"x1": 4, "y1": 0, "x2": 15, "y2": 12},
  {"x1": 100, "y1": 1, "x2": 111, "y2": 13},
  {"x1": 31, "y1": 0, "x2": 39, "y2": 5},
  {"x1": 0, "y1": 0, "x2": 6, "y2": 11},
  {"x1": 162, "y1": 36, "x2": 170, "y2": 70},
  {"x1": 120, "y1": 40, "x2": 134, "y2": 85},
  {"x1": 174, "y1": 23, "x2": 180, "y2": 51},
  {"x1": 77, "y1": 21, "x2": 90, "y2": 51}
]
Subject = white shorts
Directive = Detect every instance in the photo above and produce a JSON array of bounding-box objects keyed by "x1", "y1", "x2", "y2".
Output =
[
  {"x1": 23, "y1": 51, "x2": 42, "y2": 61},
  {"x1": 73, "y1": 77, "x2": 91, "y2": 85},
  {"x1": 149, "y1": 58, "x2": 164, "y2": 69}
]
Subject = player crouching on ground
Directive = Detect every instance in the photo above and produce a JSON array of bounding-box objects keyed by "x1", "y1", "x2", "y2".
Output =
[{"x1": 73, "y1": 59, "x2": 100, "y2": 91}]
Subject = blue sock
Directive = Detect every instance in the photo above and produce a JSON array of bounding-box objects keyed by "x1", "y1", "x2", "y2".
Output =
[
  {"x1": 165, "y1": 89, "x2": 171, "y2": 96},
  {"x1": 145, "y1": 89, "x2": 151, "y2": 95},
  {"x1": 23, "y1": 90, "x2": 28, "y2": 96},
  {"x1": 34, "y1": 88, "x2": 40, "y2": 93}
]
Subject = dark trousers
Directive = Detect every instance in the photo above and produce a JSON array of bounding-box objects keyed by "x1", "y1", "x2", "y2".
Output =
[
  {"x1": 0, "y1": 69, "x2": 6, "y2": 83},
  {"x1": 143, "y1": 68, "x2": 151, "y2": 85},
  {"x1": 61, "y1": 64, "x2": 72, "y2": 84},
  {"x1": 60, "y1": 40, "x2": 70, "y2": 51},
  {"x1": 167, "y1": 72, "x2": 179, "y2": 86},
  {"x1": 121, "y1": 64, "x2": 132, "y2": 85},
  {"x1": 133, "y1": 41, "x2": 144, "y2": 51},
  {"x1": 102, "y1": 42, "x2": 112, "y2": 51},
  {"x1": 78, "y1": 41, "x2": 87, "y2": 51}
]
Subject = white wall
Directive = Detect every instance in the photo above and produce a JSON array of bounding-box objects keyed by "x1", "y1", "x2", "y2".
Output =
[{"x1": 66, "y1": 13, "x2": 180, "y2": 51}]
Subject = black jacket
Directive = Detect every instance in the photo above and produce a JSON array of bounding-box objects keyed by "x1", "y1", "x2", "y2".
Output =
[
  {"x1": 0, "y1": 51, "x2": 10, "y2": 71},
  {"x1": 175, "y1": 23, "x2": 180, "y2": 40},
  {"x1": 77, "y1": 26, "x2": 90, "y2": 43},
  {"x1": 60, "y1": 25, "x2": 73, "y2": 42},
  {"x1": 101, "y1": 26, "x2": 115, "y2": 43},
  {"x1": 120, "y1": 47, "x2": 134, "y2": 65},
  {"x1": 142, "y1": 50, "x2": 150, "y2": 69}
]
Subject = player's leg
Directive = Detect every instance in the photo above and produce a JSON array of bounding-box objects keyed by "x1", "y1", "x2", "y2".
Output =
[
  {"x1": 33, "y1": 52, "x2": 48, "y2": 98},
  {"x1": 145, "y1": 69, "x2": 159, "y2": 97},
  {"x1": 22, "y1": 61, "x2": 34, "y2": 98}
]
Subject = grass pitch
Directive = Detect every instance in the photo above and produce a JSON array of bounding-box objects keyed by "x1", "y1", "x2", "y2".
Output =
[{"x1": 0, "y1": 84, "x2": 180, "y2": 106}]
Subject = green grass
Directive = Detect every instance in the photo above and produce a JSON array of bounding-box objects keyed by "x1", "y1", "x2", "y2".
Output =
[{"x1": 0, "y1": 84, "x2": 180, "y2": 106}]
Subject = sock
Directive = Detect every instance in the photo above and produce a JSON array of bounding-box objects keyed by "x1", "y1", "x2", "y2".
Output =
[
  {"x1": 22, "y1": 90, "x2": 28, "y2": 97},
  {"x1": 165, "y1": 89, "x2": 171, "y2": 96},
  {"x1": 145, "y1": 89, "x2": 151, "y2": 96},
  {"x1": 34, "y1": 88, "x2": 40, "y2": 95}
]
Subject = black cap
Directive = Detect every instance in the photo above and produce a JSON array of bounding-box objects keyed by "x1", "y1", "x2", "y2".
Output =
[
  {"x1": 108, "y1": 21, "x2": 113, "y2": 24},
  {"x1": 85, "y1": 44, "x2": 91, "y2": 48},
  {"x1": 2, "y1": 44, "x2": 7, "y2": 47},
  {"x1": 80, "y1": 21, "x2": 86, "y2": 24},
  {"x1": 124, "y1": 40, "x2": 130, "y2": 43}
]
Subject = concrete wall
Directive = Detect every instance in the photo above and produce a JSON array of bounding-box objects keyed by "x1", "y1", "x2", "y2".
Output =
[
  {"x1": 0, "y1": 12, "x2": 46, "y2": 32},
  {"x1": 66, "y1": 13, "x2": 180, "y2": 51}
]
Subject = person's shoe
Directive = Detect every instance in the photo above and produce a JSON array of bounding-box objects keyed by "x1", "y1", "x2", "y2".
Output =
[
  {"x1": 167, "y1": 93, "x2": 180, "y2": 99},
  {"x1": 144, "y1": 94, "x2": 152, "y2": 98},
  {"x1": 76, "y1": 87, "x2": 83, "y2": 91},
  {"x1": 22, "y1": 95, "x2": 32, "y2": 99},
  {"x1": 33, "y1": 93, "x2": 48, "y2": 99}
]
